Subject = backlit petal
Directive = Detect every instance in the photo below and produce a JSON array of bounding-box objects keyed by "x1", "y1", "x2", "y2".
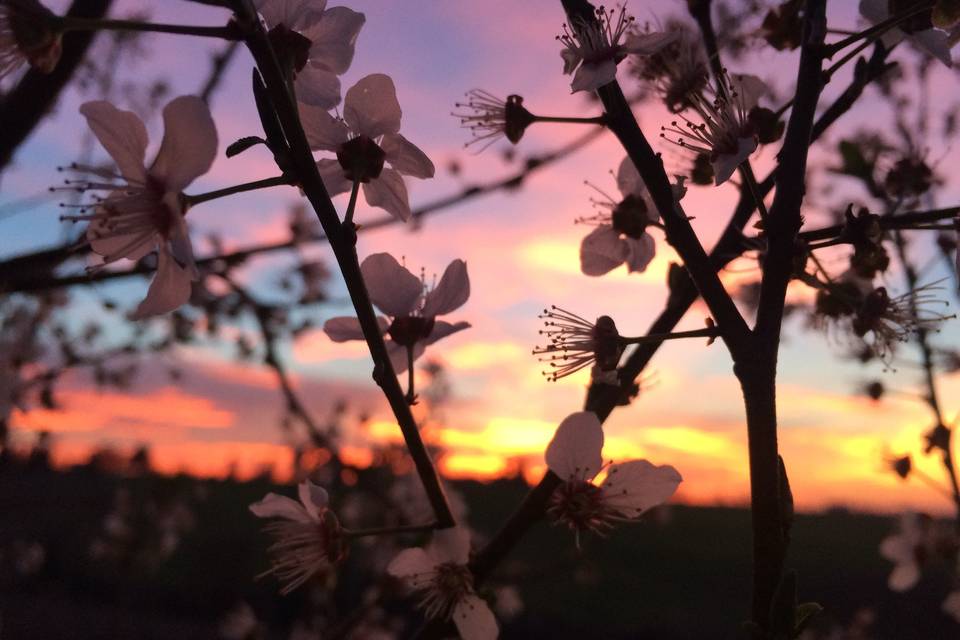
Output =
[
  {"x1": 623, "y1": 234, "x2": 656, "y2": 273},
  {"x1": 363, "y1": 168, "x2": 411, "y2": 222},
  {"x1": 545, "y1": 411, "x2": 604, "y2": 481},
  {"x1": 249, "y1": 492, "x2": 311, "y2": 522},
  {"x1": 453, "y1": 595, "x2": 499, "y2": 640},
  {"x1": 580, "y1": 226, "x2": 627, "y2": 276},
  {"x1": 422, "y1": 260, "x2": 469, "y2": 317},
  {"x1": 381, "y1": 133, "x2": 435, "y2": 179},
  {"x1": 79, "y1": 101, "x2": 148, "y2": 184},
  {"x1": 131, "y1": 249, "x2": 192, "y2": 319},
  {"x1": 570, "y1": 59, "x2": 617, "y2": 93},
  {"x1": 344, "y1": 73, "x2": 402, "y2": 138},
  {"x1": 360, "y1": 252, "x2": 422, "y2": 317},
  {"x1": 304, "y1": 6, "x2": 365, "y2": 74},
  {"x1": 150, "y1": 96, "x2": 218, "y2": 192},
  {"x1": 601, "y1": 460, "x2": 682, "y2": 517},
  {"x1": 295, "y1": 64, "x2": 342, "y2": 109}
]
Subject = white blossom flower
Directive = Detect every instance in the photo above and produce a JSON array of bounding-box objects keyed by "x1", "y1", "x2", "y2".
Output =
[
  {"x1": 532, "y1": 307, "x2": 624, "y2": 381},
  {"x1": 452, "y1": 90, "x2": 536, "y2": 150},
  {"x1": 578, "y1": 156, "x2": 661, "y2": 277},
  {"x1": 0, "y1": 0, "x2": 62, "y2": 80},
  {"x1": 300, "y1": 74, "x2": 435, "y2": 222},
  {"x1": 558, "y1": 5, "x2": 676, "y2": 93},
  {"x1": 249, "y1": 480, "x2": 344, "y2": 594},
  {"x1": 387, "y1": 527, "x2": 498, "y2": 640},
  {"x1": 943, "y1": 590, "x2": 960, "y2": 623},
  {"x1": 860, "y1": 0, "x2": 953, "y2": 67},
  {"x1": 660, "y1": 72, "x2": 768, "y2": 185},
  {"x1": 323, "y1": 252, "x2": 470, "y2": 373},
  {"x1": 545, "y1": 411, "x2": 682, "y2": 545},
  {"x1": 254, "y1": 0, "x2": 365, "y2": 107},
  {"x1": 62, "y1": 96, "x2": 217, "y2": 319},
  {"x1": 879, "y1": 512, "x2": 928, "y2": 591}
]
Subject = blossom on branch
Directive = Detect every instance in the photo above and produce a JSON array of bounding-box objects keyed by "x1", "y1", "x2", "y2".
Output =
[
  {"x1": 254, "y1": 0, "x2": 365, "y2": 107},
  {"x1": 387, "y1": 527, "x2": 499, "y2": 640},
  {"x1": 532, "y1": 307, "x2": 624, "y2": 382},
  {"x1": 860, "y1": 0, "x2": 953, "y2": 67},
  {"x1": 300, "y1": 74, "x2": 435, "y2": 222},
  {"x1": 545, "y1": 411, "x2": 682, "y2": 545},
  {"x1": 0, "y1": 0, "x2": 61, "y2": 79},
  {"x1": 64, "y1": 96, "x2": 218, "y2": 319},
  {"x1": 452, "y1": 90, "x2": 536, "y2": 150},
  {"x1": 660, "y1": 71, "x2": 769, "y2": 185},
  {"x1": 249, "y1": 480, "x2": 345, "y2": 594},
  {"x1": 577, "y1": 156, "x2": 669, "y2": 277},
  {"x1": 323, "y1": 252, "x2": 470, "y2": 373},
  {"x1": 558, "y1": 5, "x2": 676, "y2": 93}
]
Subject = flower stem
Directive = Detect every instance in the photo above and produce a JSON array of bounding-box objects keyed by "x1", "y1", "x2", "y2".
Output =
[
  {"x1": 740, "y1": 163, "x2": 769, "y2": 223},
  {"x1": 620, "y1": 326, "x2": 719, "y2": 345},
  {"x1": 184, "y1": 175, "x2": 290, "y2": 207},
  {"x1": 533, "y1": 115, "x2": 607, "y2": 126},
  {"x1": 343, "y1": 180, "x2": 361, "y2": 228},
  {"x1": 59, "y1": 16, "x2": 242, "y2": 40},
  {"x1": 405, "y1": 346, "x2": 416, "y2": 405},
  {"x1": 345, "y1": 522, "x2": 437, "y2": 539},
  {"x1": 823, "y1": 3, "x2": 933, "y2": 58}
]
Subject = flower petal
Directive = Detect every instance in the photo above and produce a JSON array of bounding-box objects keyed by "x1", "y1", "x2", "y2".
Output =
[
  {"x1": 386, "y1": 547, "x2": 436, "y2": 586},
  {"x1": 79, "y1": 101, "x2": 148, "y2": 184},
  {"x1": 616, "y1": 156, "x2": 644, "y2": 198},
  {"x1": 316, "y1": 158, "x2": 353, "y2": 196},
  {"x1": 428, "y1": 527, "x2": 471, "y2": 565},
  {"x1": 712, "y1": 137, "x2": 757, "y2": 185},
  {"x1": 299, "y1": 102, "x2": 350, "y2": 151},
  {"x1": 888, "y1": 562, "x2": 921, "y2": 592},
  {"x1": 387, "y1": 341, "x2": 425, "y2": 374},
  {"x1": 363, "y1": 168, "x2": 411, "y2": 222},
  {"x1": 344, "y1": 73, "x2": 402, "y2": 138},
  {"x1": 298, "y1": 480, "x2": 329, "y2": 520},
  {"x1": 131, "y1": 249, "x2": 193, "y2": 319},
  {"x1": 381, "y1": 133, "x2": 435, "y2": 179},
  {"x1": 255, "y1": 0, "x2": 326, "y2": 27},
  {"x1": 942, "y1": 591, "x2": 960, "y2": 623},
  {"x1": 908, "y1": 28, "x2": 953, "y2": 67},
  {"x1": 303, "y1": 6, "x2": 365, "y2": 74},
  {"x1": 453, "y1": 595, "x2": 499, "y2": 640},
  {"x1": 545, "y1": 411, "x2": 604, "y2": 481},
  {"x1": 580, "y1": 226, "x2": 627, "y2": 276},
  {"x1": 324, "y1": 315, "x2": 388, "y2": 342},
  {"x1": 425, "y1": 320, "x2": 471, "y2": 346},
  {"x1": 295, "y1": 64, "x2": 342, "y2": 109},
  {"x1": 601, "y1": 460, "x2": 682, "y2": 518},
  {"x1": 422, "y1": 259, "x2": 469, "y2": 317},
  {"x1": 570, "y1": 59, "x2": 617, "y2": 93},
  {"x1": 150, "y1": 96, "x2": 218, "y2": 192},
  {"x1": 623, "y1": 234, "x2": 656, "y2": 273},
  {"x1": 560, "y1": 47, "x2": 581, "y2": 75},
  {"x1": 728, "y1": 73, "x2": 767, "y2": 110},
  {"x1": 249, "y1": 492, "x2": 311, "y2": 522},
  {"x1": 360, "y1": 252, "x2": 422, "y2": 317},
  {"x1": 622, "y1": 30, "x2": 677, "y2": 55}
]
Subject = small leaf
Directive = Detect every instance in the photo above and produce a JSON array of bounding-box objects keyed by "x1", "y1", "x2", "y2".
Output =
[{"x1": 226, "y1": 136, "x2": 266, "y2": 158}]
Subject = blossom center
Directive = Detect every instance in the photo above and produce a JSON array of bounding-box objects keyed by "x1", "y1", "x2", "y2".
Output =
[
  {"x1": 337, "y1": 135, "x2": 386, "y2": 183},
  {"x1": 548, "y1": 479, "x2": 616, "y2": 536},
  {"x1": 388, "y1": 315, "x2": 435, "y2": 348},
  {"x1": 418, "y1": 562, "x2": 474, "y2": 620},
  {"x1": 610, "y1": 194, "x2": 651, "y2": 239}
]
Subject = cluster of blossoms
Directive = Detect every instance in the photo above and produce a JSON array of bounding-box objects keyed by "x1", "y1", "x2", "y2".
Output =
[{"x1": 630, "y1": 20, "x2": 709, "y2": 113}]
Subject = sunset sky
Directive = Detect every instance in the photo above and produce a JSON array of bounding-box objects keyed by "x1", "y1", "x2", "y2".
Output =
[{"x1": 3, "y1": 0, "x2": 960, "y2": 516}]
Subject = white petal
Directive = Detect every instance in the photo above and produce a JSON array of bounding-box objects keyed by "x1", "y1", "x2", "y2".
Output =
[
  {"x1": 298, "y1": 480, "x2": 329, "y2": 520},
  {"x1": 87, "y1": 206, "x2": 155, "y2": 263},
  {"x1": 888, "y1": 562, "x2": 920, "y2": 592},
  {"x1": 422, "y1": 260, "x2": 469, "y2": 317},
  {"x1": 249, "y1": 492, "x2": 311, "y2": 522},
  {"x1": 601, "y1": 460, "x2": 682, "y2": 517},
  {"x1": 363, "y1": 168, "x2": 411, "y2": 222},
  {"x1": 712, "y1": 137, "x2": 757, "y2": 185},
  {"x1": 879, "y1": 534, "x2": 913, "y2": 564},
  {"x1": 386, "y1": 547, "x2": 436, "y2": 584},
  {"x1": 360, "y1": 252, "x2": 422, "y2": 317},
  {"x1": 299, "y1": 102, "x2": 350, "y2": 151},
  {"x1": 453, "y1": 595, "x2": 499, "y2": 640},
  {"x1": 316, "y1": 158, "x2": 353, "y2": 196},
  {"x1": 381, "y1": 133, "x2": 435, "y2": 179},
  {"x1": 166, "y1": 201, "x2": 197, "y2": 278},
  {"x1": 858, "y1": 0, "x2": 888, "y2": 22},
  {"x1": 387, "y1": 341, "x2": 425, "y2": 374},
  {"x1": 616, "y1": 156, "x2": 644, "y2": 198},
  {"x1": 150, "y1": 96, "x2": 218, "y2": 192},
  {"x1": 79, "y1": 101, "x2": 148, "y2": 183},
  {"x1": 570, "y1": 59, "x2": 617, "y2": 93},
  {"x1": 909, "y1": 29, "x2": 953, "y2": 67},
  {"x1": 942, "y1": 591, "x2": 960, "y2": 622},
  {"x1": 131, "y1": 249, "x2": 192, "y2": 319},
  {"x1": 428, "y1": 527, "x2": 471, "y2": 565},
  {"x1": 344, "y1": 73, "x2": 402, "y2": 138},
  {"x1": 545, "y1": 412, "x2": 604, "y2": 481},
  {"x1": 728, "y1": 74, "x2": 767, "y2": 110},
  {"x1": 255, "y1": 0, "x2": 325, "y2": 27},
  {"x1": 295, "y1": 64, "x2": 342, "y2": 109},
  {"x1": 560, "y1": 47, "x2": 581, "y2": 75},
  {"x1": 425, "y1": 320, "x2": 470, "y2": 346},
  {"x1": 622, "y1": 31, "x2": 677, "y2": 55},
  {"x1": 324, "y1": 315, "x2": 388, "y2": 342},
  {"x1": 623, "y1": 234, "x2": 656, "y2": 273},
  {"x1": 580, "y1": 226, "x2": 627, "y2": 276},
  {"x1": 304, "y1": 6, "x2": 365, "y2": 74}
]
